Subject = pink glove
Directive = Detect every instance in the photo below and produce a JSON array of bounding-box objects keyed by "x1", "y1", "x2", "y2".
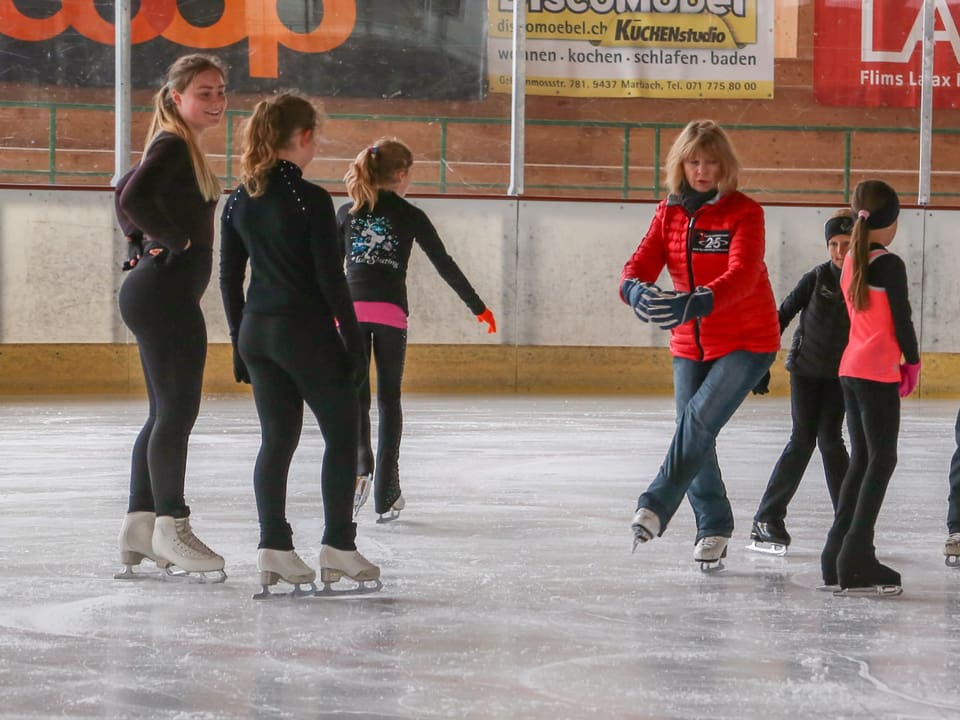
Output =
[
  {"x1": 898, "y1": 361, "x2": 920, "y2": 398},
  {"x1": 477, "y1": 308, "x2": 497, "y2": 334}
]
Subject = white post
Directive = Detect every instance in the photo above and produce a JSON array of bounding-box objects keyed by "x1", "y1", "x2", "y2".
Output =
[
  {"x1": 113, "y1": 0, "x2": 132, "y2": 186},
  {"x1": 507, "y1": 1, "x2": 526, "y2": 197},
  {"x1": 918, "y1": 0, "x2": 934, "y2": 205}
]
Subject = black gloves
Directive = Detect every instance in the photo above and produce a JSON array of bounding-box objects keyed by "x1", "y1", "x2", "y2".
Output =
[
  {"x1": 232, "y1": 345, "x2": 251, "y2": 384},
  {"x1": 752, "y1": 371, "x2": 771, "y2": 395},
  {"x1": 122, "y1": 235, "x2": 144, "y2": 271}
]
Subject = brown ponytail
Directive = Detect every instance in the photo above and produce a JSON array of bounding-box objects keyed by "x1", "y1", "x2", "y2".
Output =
[
  {"x1": 343, "y1": 137, "x2": 414, "y2": 213},
  {"x1": 848, "y1": 179, "x2": 901, "y2": 311},
  {"x1": 240, "y1": 92, "x2": 319, "y2": 198}
]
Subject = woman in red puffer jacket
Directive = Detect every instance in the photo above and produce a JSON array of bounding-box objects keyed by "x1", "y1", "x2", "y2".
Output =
[{"x1": 620, "y1": 119, "x2": 780, "y2": 571}]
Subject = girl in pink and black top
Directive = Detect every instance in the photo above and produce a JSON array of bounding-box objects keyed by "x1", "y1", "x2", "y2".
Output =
[
  {"x1": 820, "y1": 180, "x2": 919, "y2": 596},
  {"x1": 337, "y1": 137, "x2": 496, "y2": 521}
]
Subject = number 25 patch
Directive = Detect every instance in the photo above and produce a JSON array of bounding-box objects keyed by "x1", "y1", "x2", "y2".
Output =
[{"x1": 692, "y1": 230, "x2": 730, "y2": 253}]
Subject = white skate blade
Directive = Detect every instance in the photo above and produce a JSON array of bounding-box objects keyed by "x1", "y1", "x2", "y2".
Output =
[
  {"x1": 746, "y1": 540, "x2": 787, "y2": 557},
  {"x1": 376, "y1": 509, "x2": 401, "y2": 524},
  {"x1": 816, "y1": 584, "x2": 840, "y2": 592},
  {"x1": 946, "y1": 554, "x2": 960, "y2": 568},
  {"x1": 833, "y1": 585, "x2": 903, "y2": 597},
  {"x1": 252, "y1": 582, "x2": 318, "y2": 600},
  {"x1": 698, "y1": 558, "x2": 725, "y2": 573},
  {"x1": 114, "y1": 564, "x2": 166, "y2": 581},
  {"x1": 314, "y1": 578, "x2": 383, "y2": 597},
  {"x1": 353, "y1": 474, "x2": 372, "y2": 519},
  {"x1": 160, "y1": 566, "x2": 227, "y2": 584}
]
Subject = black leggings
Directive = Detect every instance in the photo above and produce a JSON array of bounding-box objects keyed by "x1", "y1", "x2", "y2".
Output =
[
  {"x1": 119, "y1": 256, "x2": 207, "y2": 518},
  {"x1": 356, "y1": 322, "x2": 406, "y2": 514},
  {"x1": 239, "y1": 313, "x2": 358, "y2": 551},
  {"x1": 754, "y1": 373, "x2": 848, "y2": 525},
  {"x1": 821, "y1": 377, "x2": 900, "y2": 587}
]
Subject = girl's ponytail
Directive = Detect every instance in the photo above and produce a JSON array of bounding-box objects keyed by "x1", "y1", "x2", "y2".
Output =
[
  {"x1": 344, "y1": 138, "x2": 414, "y2": 214},
  {"x1": 847, "y1": 179, "x2": 901, "y2": 311},
  {"x1": 239, "y1": 92, "x2": 319, "y2": 198}
]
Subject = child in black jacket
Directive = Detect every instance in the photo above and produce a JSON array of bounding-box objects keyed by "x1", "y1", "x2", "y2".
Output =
[{"x1": 748, "y1": 210, "x2": 855, "y2": 554}]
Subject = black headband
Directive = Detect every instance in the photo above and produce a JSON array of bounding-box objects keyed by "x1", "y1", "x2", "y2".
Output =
[
  {"x1": 858, "y1": 194, "x2": 900, "y2": 230},
  {"x1": 824, "y1": 214, "x2": 854, "y2": 243}
]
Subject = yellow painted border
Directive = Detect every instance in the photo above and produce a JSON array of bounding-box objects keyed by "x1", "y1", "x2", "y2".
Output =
[{"x1": 0, "y1": 344, "x2": 956, "y2": 397}]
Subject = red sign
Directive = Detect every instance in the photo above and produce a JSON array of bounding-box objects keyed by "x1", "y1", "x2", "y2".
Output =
[{"x1": 814, "y1": 0, "x2": 960, "y2": 108}]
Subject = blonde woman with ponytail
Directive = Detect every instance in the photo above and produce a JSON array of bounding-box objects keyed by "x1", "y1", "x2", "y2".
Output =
[
  {"x1": 114, "y1": 54, "x2": 228, "y2": 582},
  {"x1": 337, "y1": 138, "x2": 497, "y2": 522},
  {"x1": 820, "y1": 179, "x2": 918, "y2": 596},
  {"x1": 220, "y1": 92, "x2": 380, "y2": 597}
]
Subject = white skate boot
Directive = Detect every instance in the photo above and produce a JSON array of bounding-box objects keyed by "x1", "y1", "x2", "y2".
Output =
[
  {"x1": 253, "y1": 549, "x2": 317, "y2": 599},
  {"x1": 376, "y1": 494, "x2": 405, "y2": 524},
  {"x1": 945, "y1": 533, "x2": 960, "y2": 568},
  {"x1": 115, "y1": 511, "x2": 171, "y2": 579},
  {"x1": 694, "y1": 536, "x2": 728, "y2": 572},
  {"x1": 353, "y1": 474, "x2": 372, "y2": 518},
  {"x1": 631, "y1": 508, "x2": 661, "y2": 552},
  {"x1": 317, "y1": 545, "x2": 382, "y2": 595},
  {"x1": 152, "y1": 516, "x2": 226, "y2": 583}
]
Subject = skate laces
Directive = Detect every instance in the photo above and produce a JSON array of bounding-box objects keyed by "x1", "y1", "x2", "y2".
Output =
[
  {"x1": 697, "y1": 536, "x2": 722, "y2": 550},
  {"x1": 173, "y1": 517, "x2": 217, "y2": 558}
]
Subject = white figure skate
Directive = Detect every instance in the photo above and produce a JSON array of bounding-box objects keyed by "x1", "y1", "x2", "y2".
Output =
[
  {"x1": 694, "y1": 536, "x2": 728, "y2": 572},
  {"x1": 317, "y1": 545, "x2": 382, "y2": 596},
  {"x1": 376, "y1": 494, "x2": 405, "y2": 524},
  {"x1": 745, "y1": 521, "x2": 790, "y2": 557},
  {"x1": 253, "y1": 549, "x2": 317, "y2": 599},
  {"x1": 631, "y1": 508, "x2": 660, "y2": 552},
  {"x1": 152, "y1": 516, "x2": 226, "y2": 583},
  {"x1": 353, "y1": 474, "x2": 372, "y2": 518},
  {"x1": 945, "y1": 532, "x2": 960, "y2": 568},
  {"x1": 115, "y1": 511, "x2": 171, "y2": 580}
]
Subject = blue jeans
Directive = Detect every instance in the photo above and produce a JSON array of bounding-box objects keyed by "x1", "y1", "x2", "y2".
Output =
[{"x1": 637, "y1": 350, "x2": 776, "y2": 542}]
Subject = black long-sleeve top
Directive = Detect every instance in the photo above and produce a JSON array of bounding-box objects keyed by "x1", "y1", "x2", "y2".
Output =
[
  {"x1": 219, "y1": 160, "x2": 362, "y2": 352},
  {"x1": 117, "y1": 132, "x2": 214, "y2": 254},
  {"x1": 779, "y1": 260, "x2": 850, "y2": 379},
  {"x1": 861, "y1": 242, "x2": 920, "y2": 365},
  {"x1": 336, "y1": 190, "x2": 486, "y2": 317}
]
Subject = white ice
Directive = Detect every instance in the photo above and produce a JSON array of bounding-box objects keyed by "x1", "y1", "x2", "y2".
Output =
[{"x1": 1, "y1": 394, "x2": 960, "y2": 719}]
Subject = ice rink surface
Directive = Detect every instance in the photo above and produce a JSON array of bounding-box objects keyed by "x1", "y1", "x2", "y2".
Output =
[{"x1": 2, "y1": 393, "x2": 960, "y2": 719}]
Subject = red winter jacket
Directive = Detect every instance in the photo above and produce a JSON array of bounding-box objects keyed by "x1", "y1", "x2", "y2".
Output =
[{"x1": 620, "y1": 191, "x2": 780, "y2": 361}]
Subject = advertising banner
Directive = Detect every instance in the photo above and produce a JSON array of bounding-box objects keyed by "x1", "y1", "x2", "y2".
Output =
[
  {"x1": 487, "y1": 0, "x2": 774, "y2": 99},
  {"x1": 814, "y1": 0, "x2": 960, "y2": 109},
  {"x1": 0, "y1": 0, "x2": 486, "y2": 99}
]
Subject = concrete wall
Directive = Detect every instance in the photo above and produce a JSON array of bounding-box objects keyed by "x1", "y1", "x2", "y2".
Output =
[{"x1": 1, "y1": 188, "x2": 958, "y2": 395}]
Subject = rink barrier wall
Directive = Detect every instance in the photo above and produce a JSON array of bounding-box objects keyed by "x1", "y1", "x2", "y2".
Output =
[{"x1": 1, "y1": 188, "x2": 958, "y2": 396}]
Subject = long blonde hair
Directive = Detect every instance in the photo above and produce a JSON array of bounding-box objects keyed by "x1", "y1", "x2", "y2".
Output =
[
  {"x1": 144, "y1": 53, "x2": 226, "y2": 202},
  {"x1": 343, "y1": 137, "x2": 413, "y2": 213},
  {"x1": 240, "y1": 92, "x2": 320, "y2": 198},
  {"x1": 665, "y1": 119, "x2": 740, "y2": 196},
  {"x1": 847, "y1": 180, "x2": 901, "y2": 311}
]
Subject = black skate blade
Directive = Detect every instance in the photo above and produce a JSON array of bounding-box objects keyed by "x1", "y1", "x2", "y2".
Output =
[
  {"x1": 160, "y1": 567, "x2": 227, "y2": 584},
  {"x1": 946, "y1": 554, "x2": 960, "y2": 568},
  {"x1": 746, "y1": 540, "x2": 787, "y2": 557},
  {"x1": 313, "y1": 579, "x2": 383, "y2": 597},
  {"x1": 253, "y1": 582, "x2": 318, "y2": 600},
  {"x1": 833, "y1": 585, "x2": 903, "y2": 597}
]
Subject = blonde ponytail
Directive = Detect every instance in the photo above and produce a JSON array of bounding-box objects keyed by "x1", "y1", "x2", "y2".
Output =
[
  {"x1": 143, "y1": 54, "x2": 226, "y2": 202},
  {"x1": 343, "y1": 137, "x2": 413, "y2": 214}
]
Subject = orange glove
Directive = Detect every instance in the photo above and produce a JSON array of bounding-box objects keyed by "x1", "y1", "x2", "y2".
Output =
[{"x1": 476, "y1": 308, "x2": 497, "y2": 334}]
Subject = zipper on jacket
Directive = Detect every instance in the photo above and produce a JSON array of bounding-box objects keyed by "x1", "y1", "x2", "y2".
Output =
[{"x1": 685, "y1": 212, "x2": 705, "y2": 361}]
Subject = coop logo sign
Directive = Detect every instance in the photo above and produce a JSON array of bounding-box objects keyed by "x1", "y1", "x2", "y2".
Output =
[{"x1": 0, "y1": 0, "x2": 357, "y2": 78}]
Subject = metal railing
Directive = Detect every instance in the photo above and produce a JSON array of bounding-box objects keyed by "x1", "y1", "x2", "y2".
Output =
[{"x1": 2, "y1": 99, "x2": 959, "y2": 202}]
